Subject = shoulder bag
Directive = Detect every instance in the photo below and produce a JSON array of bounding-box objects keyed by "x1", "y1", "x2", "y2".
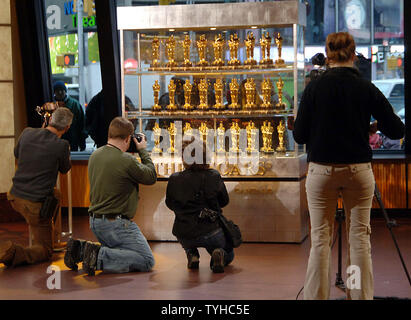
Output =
[{"x1": 198, "y1": 172, "x2": 243, "y2": 248}]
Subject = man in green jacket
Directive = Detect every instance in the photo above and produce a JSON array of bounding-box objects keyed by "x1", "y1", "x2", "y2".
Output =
[
  {"x1": 53, "y1": 81, "x2": 87, "y2": 151},
  {"x1": 64, "y1": 117, "x2": 157, "y2": 275}
]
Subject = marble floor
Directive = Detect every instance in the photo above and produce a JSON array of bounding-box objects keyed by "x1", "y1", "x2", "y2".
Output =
[{"x1": 0, "y1": 215, "x2": 410, "y2": 300}]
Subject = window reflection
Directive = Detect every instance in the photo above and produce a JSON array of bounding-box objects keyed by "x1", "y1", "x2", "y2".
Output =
[{"x1": 44, "y1": 0, "x2": 102, "y2": 154}]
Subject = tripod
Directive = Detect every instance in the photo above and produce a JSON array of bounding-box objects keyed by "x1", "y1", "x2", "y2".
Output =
[{"x1": 334, "y1": 183, "x2": 411, "y2": 292}]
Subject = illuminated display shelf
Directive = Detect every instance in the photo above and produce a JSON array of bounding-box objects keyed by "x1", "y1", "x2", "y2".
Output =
[{"x1": 117, "y1": 1, "x2": 310, "y2": 243}]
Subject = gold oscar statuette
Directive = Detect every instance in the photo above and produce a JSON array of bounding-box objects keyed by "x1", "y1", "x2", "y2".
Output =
[
  {"x1": 275, "y1": 77, "x2": 286, "y2": 111},
  {"x1": 275, "y1": 32, "x2": 286, "y2": 68},
  {"x1": 196, "y1": 35, "x2": 208, "y2": 67},
  {"x1": 181, "y1": 35, "x2": 192, "y2": 68},
  {"x1": 228, "y1": 34, "x2": 241, "y2": 66},
  {"x1": 183, "y1": 122, "x2": 193, "y2": 137},
  {"x1": 259, "y1": 32, "x2": 273, "y2": 66},
  {"x1": 167, "y1": 79, "x2": 177, "y2": 111},
  {"x1": 229, "y1": 78, "x2": 240, "y2": 110},
  {"x1": 165, "y1": 35, "x2": 177, "y2": 68},
  {"x1": 276, "y1": 119, "x2": 286, "y2": 153},
  {"x1": 152, "y1": 122, "x2": 162, "y2": 153},
  {"x1": 152, "y1": 80, "x2": 161, "y2": 111},
  {"x1": 217, "y1": 121, "x2": 225, "y2": 153},
  {"x1": 244, "y1": 78, "x2": 257, "y2": 109},
  {"x1": 261, "y1": 78, "x2": 273, "y2": 109},
  {"x1": 197, "y1": 79, "x2": 209, "y2": 110},
  {"x1": 212, "y1": 34, "x2": 225, "y2": 67},
  {"x1": 199, "y1": 122, "x2": 208, "y2": 143},
  {"x1": 261, "y1": 120, "x2": 274, "y2": 153},
  {"x1": 168, "y1": 122, "x2": 177, "y2": 153},
  {"x1": 213, "y1": 79, "x2": 224, "y2": 110},
  {"x1": 229, "y1": 121, "x2": 240, "y2": 152},
  {"x1": 246, "y1": 120, "x2": 258, "y2": 153},
  {"x1": 183, "y1": 80, "x2": 193, "y2": 111},
  {"x1": 150, "y1": 36, "x2": 161, "y2": 69},
  {"x1": 244, "y1": 32, "x2": 257, "y2": 66}
]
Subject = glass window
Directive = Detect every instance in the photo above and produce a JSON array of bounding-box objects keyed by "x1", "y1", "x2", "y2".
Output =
[
  {"x1": 44, "y1": 0, "x2": 102, "y2": 153},
  {"x1": 305, "y1": 0, "x2": 336, "y2": 45},
  {"x1": 374, "y1": 0, "x2": 404, "y2": 44},
  {"x1": 338, "y1": 0, "x2": 371, "y2": 44}
]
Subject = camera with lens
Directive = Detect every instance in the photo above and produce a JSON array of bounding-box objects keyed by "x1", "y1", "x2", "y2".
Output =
[
  {"x1": 127, "y1": 133, "x2": 146, "y2": 153},
  {"x1": 198, "y1": 207, "x2": 219, "y2": 222},
  {"x1": 308, "y1": 53, "x2": 327, "y2": 81}
]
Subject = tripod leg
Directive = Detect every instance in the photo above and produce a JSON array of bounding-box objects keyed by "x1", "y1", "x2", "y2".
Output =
[
  {"x1": 374, "y1": 184, "x2": 411, "y2": 286},
  {"x1": 335, "y1": 207, "x2": 346, "y2": 291}
]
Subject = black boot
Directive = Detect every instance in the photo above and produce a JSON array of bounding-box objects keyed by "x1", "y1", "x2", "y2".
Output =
[
  {"x1": 82, "y1": 241, "x2": 101, "y2": 276},
  {"x1": 187, "y1": 253, "x2": 200, "y2": 269},
  {"x1": 0, "y1": 241, "x2": 15, "y2": 268},
  {"x1": 210, "y1": 248, "x2": 225, "y2": 273},
  {"x1": 64, "y1": 238, "x2": 86, "y2": 271}
]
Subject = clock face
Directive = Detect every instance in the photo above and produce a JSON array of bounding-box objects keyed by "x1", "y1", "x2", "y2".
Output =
[{"x1": 344, "y1": 0, "x2": 366, "y2": 29}]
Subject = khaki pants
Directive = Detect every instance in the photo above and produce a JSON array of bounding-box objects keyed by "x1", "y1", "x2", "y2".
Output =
[
  {"x1": 303, "y1": 162, "x2": 375, "y2": 300},
  {"x1": 6, "y1": 192, "x2": 59, "y2": 266}
]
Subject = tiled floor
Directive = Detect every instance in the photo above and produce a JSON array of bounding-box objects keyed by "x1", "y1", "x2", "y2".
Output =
[{"x1": 0, "y1": 216, "x2": 410, "y2": 300}]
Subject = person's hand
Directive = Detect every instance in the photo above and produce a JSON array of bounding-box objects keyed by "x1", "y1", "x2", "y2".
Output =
[
  {"x1": 287, "y1": 116, "x2": 295, "y2": 130},
  {"x1": 369, "y1": 121, "x2": 378, "y2": 134},
  {"x1": 135, "y1": 133, "x2": 147, "y2": 150}
]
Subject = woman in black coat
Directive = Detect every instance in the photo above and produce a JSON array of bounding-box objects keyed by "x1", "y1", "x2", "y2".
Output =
[{"x1": 166, "y1": 139, "x2": 234, "y2": 273}]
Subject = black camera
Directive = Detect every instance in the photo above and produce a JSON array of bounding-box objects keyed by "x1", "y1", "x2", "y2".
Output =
[
  {"x1": 198, "y1": 207, "x2": 219, "y2": 222},
  {"x1": 127, "y1": 133, "x2": 146, "y2": 153},
  {"x1": 309, "y1": 53, "x2": 327, "y2": 81}
]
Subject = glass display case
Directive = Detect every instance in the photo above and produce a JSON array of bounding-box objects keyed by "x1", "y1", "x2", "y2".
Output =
[{"x1": 117, "y1": 1, "x2": 309, "y2": 243}]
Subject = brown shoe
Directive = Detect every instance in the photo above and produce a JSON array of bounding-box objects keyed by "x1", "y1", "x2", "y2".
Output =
[{"x1": 0, "y1": 241, "x2": 15, "y2": 267}]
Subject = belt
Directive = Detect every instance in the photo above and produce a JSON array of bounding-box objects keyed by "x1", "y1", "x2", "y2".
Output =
[{"x1": 89, "y1": 213, "x2": 130, "y2": 220}]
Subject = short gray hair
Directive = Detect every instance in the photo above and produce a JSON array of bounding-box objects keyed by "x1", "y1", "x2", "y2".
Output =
[{"x1": 49, "y1": 107, "x2": 73, "y2": 131}]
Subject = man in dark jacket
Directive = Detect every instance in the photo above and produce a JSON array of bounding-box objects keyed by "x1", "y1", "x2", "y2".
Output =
[
  {"x1": 1, "y1": 108, "x2": 73, "y2": 268},
  {"x1": 85, "y1": 90, "x2": 107, "y2": 148},
  {"x1": 53, "y1": 81, "x2": 87, "y2": 151}
]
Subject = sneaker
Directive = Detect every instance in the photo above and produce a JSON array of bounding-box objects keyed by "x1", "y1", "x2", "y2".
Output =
[
  {"x1": 210, "y1": 248, "x2": 224, "y2": 273},
  {"x1": 187, "y1": 253, "x2": 199, "y2": 269},
  {"x1": 64, "y1": 238, "x2": 85, "y2": 271},
  {"x1": 82, "y1": 241, "x2": 101, "y2": 276},
  {"x1": 0, "y1": 241, "x2": 15, "y2": 267}
]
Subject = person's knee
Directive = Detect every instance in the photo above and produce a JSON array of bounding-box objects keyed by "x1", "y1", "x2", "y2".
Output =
[{"x1": 143, "y1": 254, "x2": 155, "y2": 271}]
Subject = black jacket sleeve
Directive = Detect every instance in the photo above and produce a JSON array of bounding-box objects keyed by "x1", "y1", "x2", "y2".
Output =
[
  {"x1": 58, "y1": 140, "x2": 71, "y2": 174},
  {"x1": 370, "y1": 85, "x2": 405, "y2": 140},
  {"x1": 165, "y1": 177, "x2": 178, "y2": 212}
]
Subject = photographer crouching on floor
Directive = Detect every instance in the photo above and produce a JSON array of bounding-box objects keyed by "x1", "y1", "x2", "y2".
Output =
[
  {"x1": 165, "y1": 138, "x2": 234, "y2": 273},
  {"x1": 0, "y1": 107, "x2": 73, "y2": 268},
  {"x1": 64, "y1": 117, "x2": 157, "y2": 275}
]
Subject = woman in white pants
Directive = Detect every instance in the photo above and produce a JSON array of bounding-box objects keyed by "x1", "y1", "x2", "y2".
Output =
[{"x1": 293, "y1": 32, "x2": 405, "y2": 300}]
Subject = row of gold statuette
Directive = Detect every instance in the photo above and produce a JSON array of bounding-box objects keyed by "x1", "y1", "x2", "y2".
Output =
[
  {"x1": 149, "y1": 32, "x2": 286, "y2": 71},
  {"x1": 151, "y1": 119, "x2": 287, "y2": 154},
  {"x1": 152, "y1": 77, "x2": 287, "y2": 111}
]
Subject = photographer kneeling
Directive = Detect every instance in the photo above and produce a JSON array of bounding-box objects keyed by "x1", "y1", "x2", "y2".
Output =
[
  {"x1": 64, "y1": 117, "x2": 157, "y2": 275},
  {"x1": 0, "y1": 107, "x2": 73, "y2": 268},
  {"x1": 166, "y1": 138, "x2": 234, "y2": 273}
]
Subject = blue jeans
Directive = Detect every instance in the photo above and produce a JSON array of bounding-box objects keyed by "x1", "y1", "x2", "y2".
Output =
[
  {"x1": 89, "y1": 216, "x2": 155, "y2": 273},
  {"x1": 179, "y1": 228, "x2": 234, "y2": 266}
]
